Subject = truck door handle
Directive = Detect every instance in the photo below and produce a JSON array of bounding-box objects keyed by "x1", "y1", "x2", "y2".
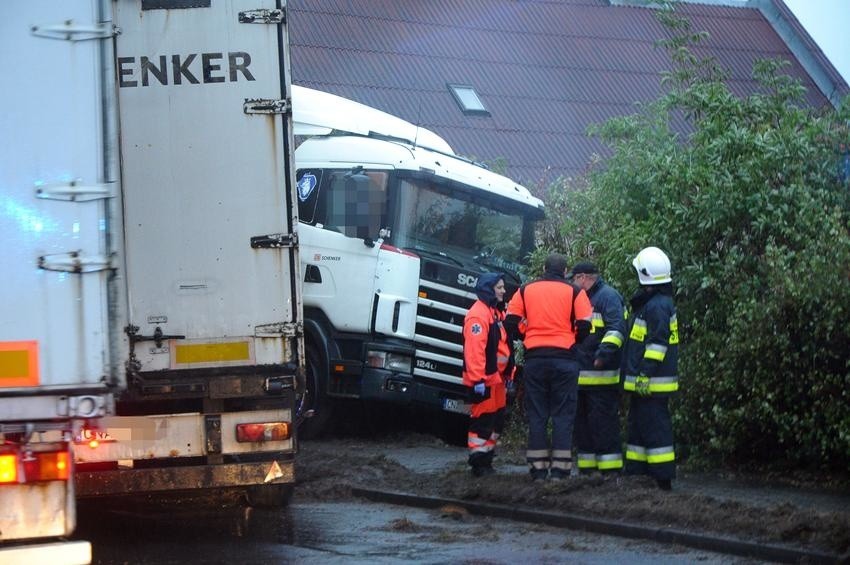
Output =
[{"x1": 126, "y1": 326, "x2": 185, "y2": 349}]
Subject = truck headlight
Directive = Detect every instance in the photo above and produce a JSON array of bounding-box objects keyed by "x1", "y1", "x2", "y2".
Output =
[{"x1": 366, "y1": 350, "x2": 412, "y2": 373}]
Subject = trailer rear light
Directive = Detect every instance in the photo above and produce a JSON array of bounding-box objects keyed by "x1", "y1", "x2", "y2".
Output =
[
  {"x1": 0, "y1": 451, "x2": 69, "y2": 483},
  {"x1": 0, "y1": 454, "x2": 18, "y2": 483},
  {"x1": 236, "y1": 422, "x2": 291, "y2": 443},
  {"x1": 23, "y1": 451, "x2": 70, "y2": 481}
]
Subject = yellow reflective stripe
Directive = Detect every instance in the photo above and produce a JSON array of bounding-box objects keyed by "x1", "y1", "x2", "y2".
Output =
[
  {"x1": 577, "y1": 453, "x2": 597, "y2": 469},
  {"x1": 648, "y1": 377, "x2": 678, "y2": 392},
  {"x1": 644, "y1": 344, "x2": 667, "y2": 361},
  {"x1": 597, "y1": 454, "x2": 623, "y2": 470},
  {"x1": 578, "y1": 370, "x2": 620, "y2": 386},
  {"x1": 626, "y1": 444, "x2": 647, "y2": 462},
  {"x1": 601, "y1": 330, "x2": 623, "y2": 347},
  {"x1": 623, "y1": 375, "x2": 679, "y2": 392},
  {"x1": 174, "y1": 341, "x2": 251, "y2": 364},
  {"x1": 647, "y1": 447, "x2": 675, "y2": 464},
  {"x1": 669, "y1": 315, "x2": 679, "y2": 344},
  {"x1": 629, "y1": 319, "x2": 646, "y2": 342},
  {"x1": 591, "y1": 313, "x2": 605, "y2": 328}
]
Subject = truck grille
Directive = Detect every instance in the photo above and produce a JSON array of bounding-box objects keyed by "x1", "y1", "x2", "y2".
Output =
[{"x1": 414, "y1": 279, "x2": 476, "y2": 384}]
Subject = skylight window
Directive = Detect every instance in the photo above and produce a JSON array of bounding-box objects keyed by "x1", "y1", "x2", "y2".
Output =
[{"x1": 447, "y1": 84, "x2": 490, "y2": 116}]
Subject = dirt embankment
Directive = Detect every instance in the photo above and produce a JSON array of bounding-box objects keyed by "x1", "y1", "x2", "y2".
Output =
[{"x1": 295, "y1": 432, "x2": 850, "y2": 557}]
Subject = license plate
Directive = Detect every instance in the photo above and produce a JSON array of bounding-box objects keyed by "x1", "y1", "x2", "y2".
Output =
[
  {"x1": 74, "y1": 428, "x2": 116, "y2": 443},
  {"x1": 442, "y1": 398, "x2": 470, "y2": 415}
]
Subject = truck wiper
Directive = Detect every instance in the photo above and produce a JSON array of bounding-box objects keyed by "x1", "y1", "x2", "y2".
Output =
[
  {"x1": 409, "y1": 246, "x2": 463, "y2": 267},
  {"x1": 475, "y1": 257, "x2": 523, "y2": 285}
]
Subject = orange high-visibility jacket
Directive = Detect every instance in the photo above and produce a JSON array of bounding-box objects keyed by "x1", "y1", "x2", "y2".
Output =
[
  {"x1": 462, "y1": 299, "x2": 512, "y2": 387},
  {"x1": 506, "y1": 278, "x2": 592, "y2": 351}
]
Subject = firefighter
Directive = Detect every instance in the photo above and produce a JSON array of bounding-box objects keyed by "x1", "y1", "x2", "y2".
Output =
[
  {"x1": 462, "y1": 272, "x2": 514, "y2": 477},
  {"x1": 569, "y1": 261, "x2": 626, "y2": 476},
  {"x1": 505, "y1": 254, "x2": 592, "y2": 481},
  {"x1": 622, "y1": 246, "x2": 679, "y2": 490}
]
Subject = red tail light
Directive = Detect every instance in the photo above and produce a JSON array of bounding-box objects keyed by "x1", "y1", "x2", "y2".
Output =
[
  {"x1": 23, "y1": 451, "x2": 70, "y2": 481},
  {"x1": 236, "y1": 422, "x2": 291, "y2": 443},
  {"x1": 0, "y1": 450, "x2": 70, "y2": 484}
]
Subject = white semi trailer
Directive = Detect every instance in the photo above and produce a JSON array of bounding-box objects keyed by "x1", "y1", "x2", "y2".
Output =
[{"x1": 1, "y1": 2, "x2": 303, "y2": 561}]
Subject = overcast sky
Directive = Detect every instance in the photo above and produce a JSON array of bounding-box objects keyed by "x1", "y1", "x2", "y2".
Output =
[{"x1": 783, "y1": 0, "x2": 850, "y2": 85}]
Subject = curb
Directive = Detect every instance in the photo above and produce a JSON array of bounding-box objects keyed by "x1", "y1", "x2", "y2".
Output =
[{"x1": 351, "y1": 487, "x2": 842, "y2": 564}]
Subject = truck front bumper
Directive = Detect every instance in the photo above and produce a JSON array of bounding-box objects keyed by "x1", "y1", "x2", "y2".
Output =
[{"x1": 358, "y1": 368, "x2": 469, "y2": 414}]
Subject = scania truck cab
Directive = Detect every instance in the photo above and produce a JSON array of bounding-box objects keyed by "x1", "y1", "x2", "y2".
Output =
[{"x1": 292, "y1": 86, "x2": 544, "y2": 435}]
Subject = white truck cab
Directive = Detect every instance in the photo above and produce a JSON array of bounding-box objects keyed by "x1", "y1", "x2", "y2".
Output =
[{"x1": 292, "y1": 86, "x2": 543, "y2": 434}]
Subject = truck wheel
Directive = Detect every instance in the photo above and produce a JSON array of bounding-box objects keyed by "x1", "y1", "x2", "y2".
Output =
[
  {"x1": 245, "y1": 484, "x2": 293, "y2": 508},
  {"x1": 297, "y1": 344, "x2": 334, "y2": 439}
]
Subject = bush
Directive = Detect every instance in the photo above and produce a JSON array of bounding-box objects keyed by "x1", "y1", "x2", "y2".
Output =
[{"x1": 545, "y1": 7, "x2": 850, "y2": 470}]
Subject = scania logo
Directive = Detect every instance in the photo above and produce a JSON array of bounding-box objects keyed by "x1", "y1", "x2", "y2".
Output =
[{"x1": 457, "y1": 273, "x2": 478, "y2": 288}]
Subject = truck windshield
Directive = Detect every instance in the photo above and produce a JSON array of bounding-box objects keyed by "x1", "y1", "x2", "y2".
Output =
[{"x1": 394, "y1": 177, "x2": 534, "y2": 274}]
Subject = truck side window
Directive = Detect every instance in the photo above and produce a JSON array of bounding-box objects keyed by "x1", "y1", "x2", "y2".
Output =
[{"x1": 297, "y1": 168, "x2": 388, "y2": 239}]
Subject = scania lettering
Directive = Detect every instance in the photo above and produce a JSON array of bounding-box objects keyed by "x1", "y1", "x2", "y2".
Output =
[{"x1": 291, "y1": 86, "x2": 544, "y2": 436}]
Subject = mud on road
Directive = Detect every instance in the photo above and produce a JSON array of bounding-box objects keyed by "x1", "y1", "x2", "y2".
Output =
[{"x1": 295, "y1": 424, "x2": 850, "y2": 558}]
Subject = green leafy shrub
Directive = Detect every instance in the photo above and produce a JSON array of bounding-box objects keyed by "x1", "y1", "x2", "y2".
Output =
[{"x1": 544, "y1": 7, "x2": 850, "y2": 470}]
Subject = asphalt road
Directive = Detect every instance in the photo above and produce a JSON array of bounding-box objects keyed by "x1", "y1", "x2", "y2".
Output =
[{"x1": 74, "y1": 496, "x2": 758, "y2": 564}]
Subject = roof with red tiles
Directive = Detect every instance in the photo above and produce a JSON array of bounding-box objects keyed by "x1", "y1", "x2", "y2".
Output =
[{"x1": 288, "y1": 0, "x2": 849, "y2": 187}]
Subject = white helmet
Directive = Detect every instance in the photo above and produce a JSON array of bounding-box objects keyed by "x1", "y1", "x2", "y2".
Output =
[{"x1": 632, "y1": 246, "x2": 672, "y2": 285}]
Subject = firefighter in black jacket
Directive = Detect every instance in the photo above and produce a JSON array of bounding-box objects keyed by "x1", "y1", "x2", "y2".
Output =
[
  {"x1": 569, "y1": 262, "x2": 626, "y2": 476},
  {"x1": 622, "y1": 247, "x2": 679, "y2": 490}
]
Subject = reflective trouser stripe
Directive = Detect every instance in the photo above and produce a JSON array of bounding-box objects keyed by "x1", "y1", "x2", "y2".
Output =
[
  {"x1": 577, "y1": 452, "x2": 597, "y2": 469},
  {"x1": 579, "y1": 452, "x2": 623, "y2": 470},
  {"x1": 597, "y1": 453, "x2": 624, "y2": 470},
  {"x1": 468, "y1": 434, "x2": 493, "y2": 454},
  {"x1": 551, "y1": 449, "x2": 572, "y2": 471},
  {"x1": 626, "y1": 444, "x2": 675, "y2": 464},
  {"x1": 526, "y1": 449, "x2": 549, "y2": 470}
]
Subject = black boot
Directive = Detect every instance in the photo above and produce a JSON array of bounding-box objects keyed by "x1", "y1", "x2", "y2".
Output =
[
  {"x1": 471, "y1": 465, "x2": 495, "y2": 478},
  {"x1": 656, "y1": 478, "x2": 672, "y2": 491}
]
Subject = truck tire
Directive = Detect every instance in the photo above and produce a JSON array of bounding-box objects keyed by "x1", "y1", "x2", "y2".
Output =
[
  {"x1": 245, "y1": 484, "x2": 293, "y2": 508},
  {"x1": 297, "y1": 344, "x2": 334, "y2": 439}
]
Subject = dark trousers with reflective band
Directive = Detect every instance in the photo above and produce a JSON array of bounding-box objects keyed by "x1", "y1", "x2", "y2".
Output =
[
  {"x1": 468, "y1": 408, "x2": 505, "y2": 470},
  {"x1": 625, "y1": 395, "x2": 675, "y2": 481},
  {"x1": 523, "y1": 356, "x2": 579, "y2": 472},
  {"x1": 575, "y1": 386, "x2": 623, "y2": 473}
]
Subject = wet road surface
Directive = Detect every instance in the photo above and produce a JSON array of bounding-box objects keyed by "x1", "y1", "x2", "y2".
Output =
[{"x1": 75, "y1": 497, "x2": 758, "y2": 564}]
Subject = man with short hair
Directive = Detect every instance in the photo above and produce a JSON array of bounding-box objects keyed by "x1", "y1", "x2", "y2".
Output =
[
  {"x1": 569, "y1": 261, "x2": 626, "y2": 477},
  {"x1": 505, "y1": 253, "x2": 592, "y2": 481}
]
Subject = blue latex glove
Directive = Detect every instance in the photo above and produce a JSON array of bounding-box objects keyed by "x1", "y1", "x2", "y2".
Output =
[
  {"x1": 473, "y1": 382, "x2": 486, "y2": 396},
  {"x1": 635, "y1": 375, "x2": 651, "y2": 397}
]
